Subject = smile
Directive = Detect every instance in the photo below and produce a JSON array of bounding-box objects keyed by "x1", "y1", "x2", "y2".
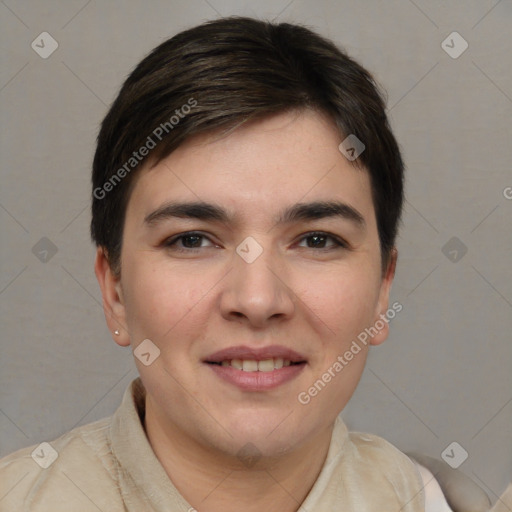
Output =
[
  {"x1": 204, "y1": 345, "x2": 307, "y2": 390},
  {"x1": 208, "y1": 358, "x2": 299, "y2": 372}
]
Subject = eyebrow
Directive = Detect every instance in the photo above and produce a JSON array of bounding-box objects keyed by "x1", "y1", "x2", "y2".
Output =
[{"x1": 143, "y1": 200, "x2": 366, "y2": 229}]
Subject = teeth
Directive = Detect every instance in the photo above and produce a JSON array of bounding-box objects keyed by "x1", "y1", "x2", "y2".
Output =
[
  {"x1": 231, "y1": 359, "x2": 243, "y2": 370},
  {"x1": 258, "y1": 359, "x2": 274, "y2": 372},
  {"x1": 242, "y1": 360, "x2": 258, "y2": 372},
  {"x1": 218, "y1": 358, "x2": 295, "y2": 371}
]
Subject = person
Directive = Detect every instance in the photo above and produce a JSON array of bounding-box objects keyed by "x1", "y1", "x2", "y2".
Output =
[{"x1": 0, "y1": 15, "x2": 479, "y2": 511}]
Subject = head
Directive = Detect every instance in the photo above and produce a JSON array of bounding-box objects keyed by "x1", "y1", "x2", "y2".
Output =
[{"x1": 92, "y1": 17, "x2": 403, "y2": 462}]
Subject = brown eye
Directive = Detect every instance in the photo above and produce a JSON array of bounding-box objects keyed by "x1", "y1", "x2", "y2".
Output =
[
  {"x1": 298, "y1": 232, "x2": 347, "y2": 250},
  {"x1": 163, "y1": 231, "x2": 216, "y2": 252},
  {"x1": 181, "y1": 234, "x2": 203, "y2": 248},
  {"x1": 306, "y1": 234, "x2": 328, "y2": 248}
]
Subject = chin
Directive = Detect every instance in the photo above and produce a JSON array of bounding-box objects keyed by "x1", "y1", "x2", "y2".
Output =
[{"x1": 217, "y1": 413, "x2": 313, "y2": 458}]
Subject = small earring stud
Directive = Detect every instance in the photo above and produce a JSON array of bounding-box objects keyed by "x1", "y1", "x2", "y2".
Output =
[{"x1": 114, "y1": 330, "x2": 120, "y2": 336}]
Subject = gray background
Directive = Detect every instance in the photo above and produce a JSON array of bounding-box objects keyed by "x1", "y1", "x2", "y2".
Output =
[{"x1": 1, "y1": 0, "x2": 511, "y2": 505}]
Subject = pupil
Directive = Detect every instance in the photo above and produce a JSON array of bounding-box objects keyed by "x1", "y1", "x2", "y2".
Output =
[
  {"x1": 309, "y1": 235, "x2": 325, "y2": 248},
  {"x1": 184, "y1": 235, "x2": 201, "y2": 247}
]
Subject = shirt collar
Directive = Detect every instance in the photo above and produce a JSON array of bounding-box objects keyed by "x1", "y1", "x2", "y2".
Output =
[{"x1": 109, "y1": 378, "x2": 192, "y2": 511}]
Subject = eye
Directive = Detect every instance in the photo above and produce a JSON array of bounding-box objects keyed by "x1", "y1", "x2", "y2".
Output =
[
  {"x1": 297, "y1": 232, "x2": 347, "y2": 250},
  {"x1": 163, "y1": 231, "x2": 217, "y2": 252}
]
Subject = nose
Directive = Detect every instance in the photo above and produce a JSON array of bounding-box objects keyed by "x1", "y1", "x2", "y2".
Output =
[{"x1": 219, "y1": 243, "x2": 296, "y2": 329}]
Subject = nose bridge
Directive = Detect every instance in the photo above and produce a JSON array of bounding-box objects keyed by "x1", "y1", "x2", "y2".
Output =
[{"x1": 220, "y1": 236, "x2": 295, "y2": 325}]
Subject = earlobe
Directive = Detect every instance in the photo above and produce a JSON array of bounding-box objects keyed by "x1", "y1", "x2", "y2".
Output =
[
  {"x1": 94, "y1": 247, "x2": 130, "y2": 347},
  {"x1": 370, "y1": 248, "x2": 398, "y2": 346}
]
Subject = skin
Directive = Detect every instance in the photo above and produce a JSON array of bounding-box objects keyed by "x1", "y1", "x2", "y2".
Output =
[{"x1": 95, "y1": 109, "x2": 397, "y2": 512}]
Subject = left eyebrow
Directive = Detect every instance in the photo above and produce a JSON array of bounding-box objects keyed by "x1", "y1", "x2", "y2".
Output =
[
  {"x1": 143, "y1": 200, "x2": 366, "y2": 229},
  {"x1": 279, "y1": 201, "x2": 365, "y2": 228}
]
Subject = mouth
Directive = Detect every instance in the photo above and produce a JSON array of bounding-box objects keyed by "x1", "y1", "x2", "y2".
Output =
[
  {"x1": 206, "y1": 358, "x2": 305, "y2": 372},
  {"x1": 204, "y1": 345, "x2": 307, "y2": 391}
]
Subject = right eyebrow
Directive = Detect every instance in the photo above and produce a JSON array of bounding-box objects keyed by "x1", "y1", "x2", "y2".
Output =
[{"x1": 144, "y1": 201, "x2": 229, "y2": 227}]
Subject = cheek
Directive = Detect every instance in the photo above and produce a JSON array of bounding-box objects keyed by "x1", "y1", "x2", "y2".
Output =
[
  {"x1": 121, "y1": 256, "x2": 209, "y2": 341},
  {"x1": 296, "y1": 267, "x2": 381, "y2": 342},
  {"x1": 294, "y1": 272, "x2": 377, "y2": 413}
]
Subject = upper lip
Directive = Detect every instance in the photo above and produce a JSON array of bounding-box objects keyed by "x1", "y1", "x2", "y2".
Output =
[{"x1": 204, "y1": 345, "x2": 307, "y2": 363}]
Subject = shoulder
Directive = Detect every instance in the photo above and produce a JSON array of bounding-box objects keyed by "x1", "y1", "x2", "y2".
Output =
[
  {"x1": 347, "y1": 430, "x2": 423, "y2": 477},
  {"x1": 0, "y1": 417, "x2": 124, "y2": 512},
  {"x1": 342, "y1": 429, "x2": 425, "y2": 509}
]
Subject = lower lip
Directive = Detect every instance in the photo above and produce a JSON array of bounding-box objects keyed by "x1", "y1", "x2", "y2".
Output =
[{"x1": 206, "y1": 363, "x2": 306, "y2": 391}]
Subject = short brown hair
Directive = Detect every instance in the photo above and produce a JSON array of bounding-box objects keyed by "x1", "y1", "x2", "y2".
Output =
[{"x1": 91, "y1": 16, "x2": 404, "y2": 276}]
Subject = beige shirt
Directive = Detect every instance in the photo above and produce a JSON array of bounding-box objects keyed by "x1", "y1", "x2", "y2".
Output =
[{"x1": 0, "y1": 378, "x2": 425, "y2": 511}]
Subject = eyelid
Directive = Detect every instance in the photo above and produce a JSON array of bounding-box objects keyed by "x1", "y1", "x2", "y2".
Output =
[
  {"x1": 296, "y1": 231, "x2": 348, "y2": 249},
  {"x1": 163, "y1": 231, "x2": 218, "y2": 250}
]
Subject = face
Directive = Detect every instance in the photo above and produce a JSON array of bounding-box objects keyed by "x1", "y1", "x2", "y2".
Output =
[{"x1": 96, "y1": 109, "x2": 396, "y2": 460}]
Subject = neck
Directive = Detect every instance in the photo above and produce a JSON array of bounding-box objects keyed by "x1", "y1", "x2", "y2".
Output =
[{"x1": 144, "y1": 399, "x2": 334, "y2": 512}]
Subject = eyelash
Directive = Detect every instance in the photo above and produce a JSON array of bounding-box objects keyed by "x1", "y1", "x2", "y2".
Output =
[{"x1": 162, "y1": 231, "x2": 348, "y2": 253}]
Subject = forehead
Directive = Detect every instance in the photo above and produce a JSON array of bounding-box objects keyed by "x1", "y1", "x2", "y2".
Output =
[{"x1": 126, "y1": 109, "x2": 375, "y2": 226}]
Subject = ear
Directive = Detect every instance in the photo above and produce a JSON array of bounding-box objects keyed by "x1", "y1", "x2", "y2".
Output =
[
  {"x1": 94, "y1": 247, "x2": 130, "y2": 347},
  {"x1": 369, "y1": 248, "x2": 398, "y2": 346}
]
